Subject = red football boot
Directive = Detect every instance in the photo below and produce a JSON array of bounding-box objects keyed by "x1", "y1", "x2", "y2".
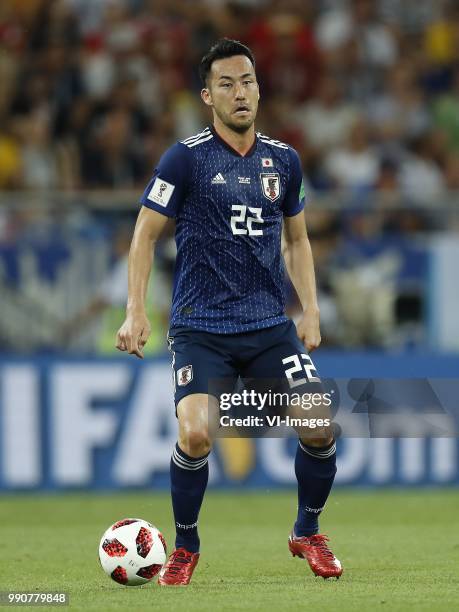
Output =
[
  {"x1": 158, "y1": 548, "x2": 200, "y2": 586},
  {"x1": 288, "y1": 532, "x2": 343, "y2": 579}
]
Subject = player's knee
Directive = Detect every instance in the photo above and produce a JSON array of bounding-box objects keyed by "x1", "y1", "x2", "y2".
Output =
[
  {"x1": 300, "y1": 434, "x2": 334, "y2": 448},
  {"x1": 179, "y1": 428, "x2": 212, "y2": 458}
]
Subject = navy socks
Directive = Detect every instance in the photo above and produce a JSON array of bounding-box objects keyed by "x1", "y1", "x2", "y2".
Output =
[
  {"x1": 294, "y1": 439, "x2": 337, "y2": 537},
  {"x1": 170, "y1": 443, "x2": 209, "y2": 553},
  {"x1": 170, "y1": 439, "x2": 336, "y2": 550}
]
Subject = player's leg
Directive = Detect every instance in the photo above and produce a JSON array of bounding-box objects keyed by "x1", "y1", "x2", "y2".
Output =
[
  {"x1": 241, "y1": 320, "x2": 342, "y2": 578},
  {"x1": 288, "y1": 433, "x2": 342, "y2": 579},
  {"x1": 159, "y1": 328, "x2": 235, "y2": 586},
  {"x1": 172, "y1": 393, "x2": 219, "y2": 554},
  {"x1": 281, "y1": 331, "x2": 341, "y2": 578},
  {"x1": 159, "y1": 393, "x2": 218, "y2": 586},
  {"x1": 292, "y1": 417, "x2": 336, "y2": 542}
]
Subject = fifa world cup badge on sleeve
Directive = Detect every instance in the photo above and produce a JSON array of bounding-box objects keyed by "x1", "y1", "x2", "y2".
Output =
[{"x1": 147, "y1": 177, "x2": 175, "y2": 207}]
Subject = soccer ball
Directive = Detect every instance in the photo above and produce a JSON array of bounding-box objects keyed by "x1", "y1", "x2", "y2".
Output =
[{"x1": 98, "y1": 518, "x2": 167, "y2": 586}]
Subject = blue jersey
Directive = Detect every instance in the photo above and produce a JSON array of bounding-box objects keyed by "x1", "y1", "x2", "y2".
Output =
[{"x1": 140, "y1": 125, "x2": 305, "y2": 334}]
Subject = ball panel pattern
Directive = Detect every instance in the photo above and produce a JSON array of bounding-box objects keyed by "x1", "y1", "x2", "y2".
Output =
[
  {"x1": 111, "y1": 566, "x2": 128, "y2": 585},
  {"x1": 136, "y1": 526, "x2": 153, "y2": 558},
  {"x1": 136, "y1": 564, "x2": 163, "y2": 579},
  {"x1": 102, "y1": 538, "x2": 128, "y2": 557},
  {"x1": 111, "y1": 519, "x2": 138, "y2": 530}
]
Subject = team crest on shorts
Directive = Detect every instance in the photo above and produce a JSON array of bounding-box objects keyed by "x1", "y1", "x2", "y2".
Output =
[
  {"x1": 177, "y1": 365, "x2": 193, "y2": 386},
  {"x1": 260, "y1": 172, "x2": 281, "y2": 202}
]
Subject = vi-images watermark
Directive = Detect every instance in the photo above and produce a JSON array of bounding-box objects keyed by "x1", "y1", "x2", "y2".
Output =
[{"x1": 218, "y1": 389, "x2": 332, "y2": 429}]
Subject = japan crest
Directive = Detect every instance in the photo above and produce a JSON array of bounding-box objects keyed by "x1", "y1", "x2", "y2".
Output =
[
  {"x1": 177, "y1": 365, "x2": 193, "y2": 386},
  {"x1": 260, "y1": 172, "x2": 281, "y2": 202}
]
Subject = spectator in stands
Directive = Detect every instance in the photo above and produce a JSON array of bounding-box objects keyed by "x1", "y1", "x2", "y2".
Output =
[
  {"x1": 295, "y1": 75, "x2": 358, "y2": 155},
  {"x1": 399, "y1": 132, "x2": 446, "y2": 206},
  {"x1": 15, "y1": 110, "x2": 59, "y2": 190},
  {"x1": 0, "y1": 0, "x2": 456, "y2": 196},
  {"x1": 366, "y1": 63, "x2": 431, "y2": 150},
  {"x1": 81, "y1": 106, "x2": 147, "y2": 188},
  {"x1": 324, "y1": 117, "x2": 381, "y2": 192}
]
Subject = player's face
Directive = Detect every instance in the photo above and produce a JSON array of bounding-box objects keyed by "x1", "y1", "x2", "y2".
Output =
[{"x1": 201, "y1": 55, "x2": 259, "y2": 133}]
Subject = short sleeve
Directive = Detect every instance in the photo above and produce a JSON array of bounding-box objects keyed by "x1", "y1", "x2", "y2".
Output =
[
  {"x1": 140, "y1": 142, "x2": 192, "y2": 218},
  {"x1": 282, "y1": 147, "x2": 306, "y2": 217}
]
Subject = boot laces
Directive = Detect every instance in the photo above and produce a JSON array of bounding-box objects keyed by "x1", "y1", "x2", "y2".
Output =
[
  {"x1": 167, "y1": 549, "x2": 193, "y2": 576},
  {"x1": 309, "y1": 535, "x2": 335, "y2": 560}
]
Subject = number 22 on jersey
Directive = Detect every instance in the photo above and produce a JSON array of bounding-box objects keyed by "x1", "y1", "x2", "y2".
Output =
[{"x1": 230, "y1": 205, "x2": 264, "y2": 236}]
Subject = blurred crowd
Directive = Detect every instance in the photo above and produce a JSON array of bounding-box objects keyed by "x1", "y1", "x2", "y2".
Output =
[
  {"x1": 1, "y1": 0, "x2": 459, "y2": 354},
  {"x1": 0, "y1": 0, "x2": 458, "y2": 198}
]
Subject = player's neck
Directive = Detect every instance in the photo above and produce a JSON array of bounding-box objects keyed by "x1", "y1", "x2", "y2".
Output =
[{"x1": 212, "y1": 120, "x2": 255, "y2": 157}]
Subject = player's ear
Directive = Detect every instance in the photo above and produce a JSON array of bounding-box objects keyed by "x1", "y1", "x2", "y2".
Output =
[{"x1": 201, "y1": 87, "x2": 213, "y2": 107}]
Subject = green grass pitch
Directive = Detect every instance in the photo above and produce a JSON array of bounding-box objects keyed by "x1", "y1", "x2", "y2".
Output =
[{"x1": 2, "y1": 490, "x2": 459, "y2": 611}]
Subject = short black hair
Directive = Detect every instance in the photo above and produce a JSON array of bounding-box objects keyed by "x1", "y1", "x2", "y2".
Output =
[{"x1": 199, "y1": 38, "x2": 255, "y2": 86}]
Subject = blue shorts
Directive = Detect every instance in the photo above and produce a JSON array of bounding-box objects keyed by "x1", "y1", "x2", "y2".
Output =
[{"x1": 167, "y1": 320, "x2": 322, "y2": 410}]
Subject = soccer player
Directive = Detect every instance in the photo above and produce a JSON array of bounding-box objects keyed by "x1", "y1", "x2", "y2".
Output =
[{"x1": 116, "y1": 39, "x2": 342, "y2": 584}]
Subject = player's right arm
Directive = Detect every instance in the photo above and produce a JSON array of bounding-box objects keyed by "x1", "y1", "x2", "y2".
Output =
[
  {"x1": 116, "y1": 207, "x2": 169, "y2": 358},
  {"x1": 116, "y1": 141, "x2": 192, "y2": 358}
]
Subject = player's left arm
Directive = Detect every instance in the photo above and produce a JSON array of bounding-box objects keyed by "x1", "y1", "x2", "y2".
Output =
[
  {"x1": 282, "y1": 211, "x2": 321, "y2": 352},
  {"x1": 282, "y1": 147, "x2": 320, "y2": 352}
]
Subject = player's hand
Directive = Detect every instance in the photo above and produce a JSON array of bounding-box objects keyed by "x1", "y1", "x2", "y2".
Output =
[
  {"x1": 116, "y1": 311, "x2": 151, "y2": 359},
  {"x1": 296, "y1": 307, "x2": 321, "y2": 353}
]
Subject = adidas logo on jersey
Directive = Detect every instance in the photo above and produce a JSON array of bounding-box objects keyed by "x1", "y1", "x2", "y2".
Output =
[{"x1": 211, "y1": 173, "x2": 226, "y2": 184}]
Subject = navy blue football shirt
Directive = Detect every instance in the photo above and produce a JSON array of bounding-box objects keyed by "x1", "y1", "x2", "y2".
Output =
[{"x1": 140, "y1": 125, "x2": 306, "y2": 333}]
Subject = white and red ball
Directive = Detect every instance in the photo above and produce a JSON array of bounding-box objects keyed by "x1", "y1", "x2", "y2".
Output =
[{"x1": 98, "y1": 518, "x2": 167, "y2": 586}]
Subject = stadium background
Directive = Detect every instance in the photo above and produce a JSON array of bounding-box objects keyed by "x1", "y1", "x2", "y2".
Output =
[{"x1": 0, "y1": 0, "x2": 459, "y2": 494}]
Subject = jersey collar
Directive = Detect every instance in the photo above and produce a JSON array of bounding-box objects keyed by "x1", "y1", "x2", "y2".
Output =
[{"x1": 209, "y1": 125, "x2": 257, "y2": 158}]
